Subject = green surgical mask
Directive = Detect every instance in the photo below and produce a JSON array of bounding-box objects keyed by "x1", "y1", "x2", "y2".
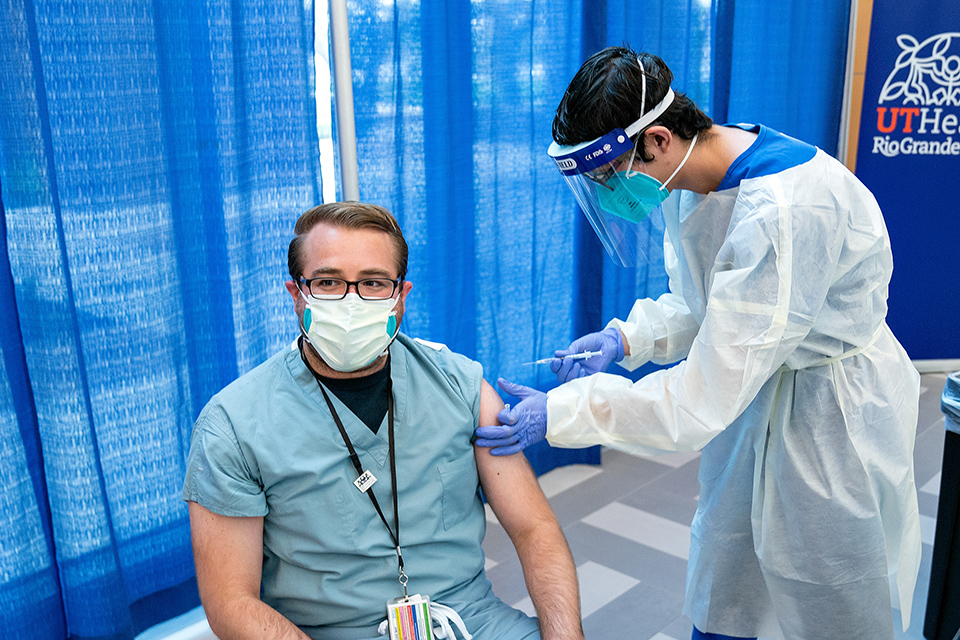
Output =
[
  {"x1": 597, "y1": 132, "x2": 698, "y2": 223},
  {"x1": 596, "y1": 170, "x2": 669, "y2": 222}
]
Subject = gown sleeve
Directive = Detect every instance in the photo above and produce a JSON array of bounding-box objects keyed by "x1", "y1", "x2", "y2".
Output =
[
  {"x1": 608, "y1": 229, "x2": 701, "y2": 370},
  {"x1": 546, "y1": 168, "x2": 847, "y2": 455}
]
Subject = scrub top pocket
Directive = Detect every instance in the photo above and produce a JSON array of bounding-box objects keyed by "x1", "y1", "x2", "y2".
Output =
[{"x1": 438, "y1": 457, "x2": 481, "y2": 531}]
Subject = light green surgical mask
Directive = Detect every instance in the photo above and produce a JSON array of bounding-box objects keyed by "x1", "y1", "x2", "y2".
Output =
[
  {"x1": 596, "y1": 170, "x2": 669, "y2": 222},
  {"x1": 300, "y1": 292, "x2": 400, "y2": 372}
]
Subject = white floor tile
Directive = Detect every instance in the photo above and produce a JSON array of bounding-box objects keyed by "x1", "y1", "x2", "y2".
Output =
[
  {"x1": 582, "y1": 502, "x2": 691, "y2": 561},
  {"x1": 484, "y1": 556, "x2": 499, "y2": 571},
  {"x1": 576, "y1": 560, "x2": 642, "y2": 618},
  {"x1": 920, "y1": 514, "x2": 937, "y2": 547},
  {"x1": 537, "y1": 464, "x2": 604, "y2": 499},
  {"x1": 638, "y1": 450, "x2": 701, "y2": 469},
  {"x1": 136, "y1": 607, "x2": 215, "y2": 640}
]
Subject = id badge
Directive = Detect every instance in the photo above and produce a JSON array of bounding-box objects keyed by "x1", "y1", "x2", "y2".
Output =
[{"x1": 386, "y1": 594, "x2": 434, "y2": 640}]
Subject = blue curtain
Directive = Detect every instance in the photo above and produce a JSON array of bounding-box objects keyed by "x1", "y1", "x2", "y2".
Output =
[
  {"x1": 342, "y1": 0, "x2": 850, "y2": 472},
  {"x1": 0, "y1": 0, "x2": 852, "y2": 637},
  {"x1": 0, "y1": 0, "x2": 320, "y2": 637},
  {"x1": 343, "y1": 0, "x2": 600, "y2": 473}
]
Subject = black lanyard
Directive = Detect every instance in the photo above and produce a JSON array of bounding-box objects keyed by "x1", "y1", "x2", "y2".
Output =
[{"x1": 298, "y1": 339, "x2": 408, "y2": 595}]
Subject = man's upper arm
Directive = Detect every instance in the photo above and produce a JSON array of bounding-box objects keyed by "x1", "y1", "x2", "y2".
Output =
[
  {"x1": 189, "y1": 502, "x2": 264, "y2": 608},
  {"x1": 474, "y1": 379, "x2": 555, "y2": 537}
]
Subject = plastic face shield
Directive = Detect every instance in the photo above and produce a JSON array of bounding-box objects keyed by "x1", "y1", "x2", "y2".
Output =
[{"x1": 547, "y1": 88, "x2": 675, "y2": 267}]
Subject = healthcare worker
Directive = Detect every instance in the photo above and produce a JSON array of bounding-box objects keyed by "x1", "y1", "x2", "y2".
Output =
[{"x1": 475, "y1": 46, "x2": 922, "y2": 640}]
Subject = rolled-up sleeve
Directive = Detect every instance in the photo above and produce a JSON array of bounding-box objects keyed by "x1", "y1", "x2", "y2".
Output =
[{"x1": 182, "y1": 403, "x2": 267, "y2": 518}]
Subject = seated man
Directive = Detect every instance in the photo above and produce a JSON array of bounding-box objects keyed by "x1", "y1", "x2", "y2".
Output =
[{"x1": 182, "y1": 202, "x2": 584, "y2": 640}]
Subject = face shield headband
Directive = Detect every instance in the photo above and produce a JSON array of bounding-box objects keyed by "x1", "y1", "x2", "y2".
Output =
[
  {"x1": 547, "y1": 67, "x2": 675, "y2": 266},
  {"x1": 546, "y1": 88, "x2": 676, "y2": 181}
]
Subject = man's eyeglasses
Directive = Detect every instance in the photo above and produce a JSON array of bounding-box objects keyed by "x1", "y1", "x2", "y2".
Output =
[
  {"x1": 584, "y1": 141, "x2": 640, "y2": 190},
  {"x1": 584, "y1": 164, "x2": 618, "y2": 190},
  {"x1": 299, "y1": 276, "x2": 402, "y2": 300}
]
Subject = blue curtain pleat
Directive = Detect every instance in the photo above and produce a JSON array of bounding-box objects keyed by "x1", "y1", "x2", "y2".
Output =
[
  {"x1": 0, "y1": 0, "x2": 319, "y2": 636},
  {"x1": 709, "y1": 0, "x2": 735, "y2": 125},
  {"x1": 574, "y1": 0, "x2": 608, "y2": 342},
  {"x1": 725, "y1": 0, "x2": 850, "y2": 154},
  {"x1": 0, "y1": 180, "x2": 68, "y2": 639},
  {"x1": 152, "y1": 0, "x2": 239, "y2": 408},
  {"x1": 419, "y1": 0, "x2": 477, "y2": 353}
]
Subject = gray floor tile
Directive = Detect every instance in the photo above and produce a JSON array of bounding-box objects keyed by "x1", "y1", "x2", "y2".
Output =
[
  {"x1": 509, "y1": 559, "x2": 644, "y2": 620},
  {"x1": 481, "y1": 520, "x2": 516, "y2": 564},
  {"x1": 921, "y1": 472, "x2": 942, "y2": 496},
  {"x1": 918, "y1": 390, "x2": 948, "y2": 433},
  {"x1": 576, "y1": 560, "x2": 642, "y2": 617},
  {"x1": 921, "y1": 514, "x2": 938, "y2": 546},
  {"x1": 915, "y1": 421, "x2": 948, "y2": 488},
  {"x1": 635, "y1": 457, "x2": 702, "y2": 502},
  {"x1": 537, "y1": 464, "x2": 604, "y2": 499},
  {"x1": 582, "y1": 582, "x2": 686, "y2": 640},
  {"x1": 619, "y1": 476, "x2": 700, "y2": 526},
  {"x1": 599, "y1": 449, "x2": 687, "y2": 493},
  {"x1": 638, "y1": 450, "x2": 701, "y2": 469},
  {"x1": 483, "y1": 551, "x2": 529, "y2": 605},
  {"x1": 919, "y1": 489, "x2": 941, "y2": 519},
  {"x1": 545, "y1": 454, "x2": 677, "y2": 528},
  {"x1": 582, "y1": 502, "x2": 691, "y2": 560},
  {"x1": 918, "y1": 373, "x2": 949, "y2": 435},
  {"x1": 920, "y1": 373, "x2": 949, "y2": 401},
  {"x1": 563, "y1": 522, "x2": 688, "y2": 598},
  {"x1": 657, "y1": 615, "x2": 695, "y2": 640}
]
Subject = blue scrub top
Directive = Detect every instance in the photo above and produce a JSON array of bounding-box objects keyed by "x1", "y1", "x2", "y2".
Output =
[{"x1": 717, "y1": 124, "x2": 817, "y2": 191}]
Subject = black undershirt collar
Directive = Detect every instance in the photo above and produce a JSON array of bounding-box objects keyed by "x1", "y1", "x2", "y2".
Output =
[{"x1": 314, "y1": 357, "x2": 391, "y2": 434}]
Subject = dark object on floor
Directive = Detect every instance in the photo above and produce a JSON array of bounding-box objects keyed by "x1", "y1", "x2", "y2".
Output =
[{"x1": 924, "y1": 372, "x2": 960, "y2": 640}]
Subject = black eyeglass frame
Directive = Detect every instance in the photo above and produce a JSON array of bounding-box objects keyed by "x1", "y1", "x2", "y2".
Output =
[
  {"x1": 297, "y1": 276, "x2": 403, "y2": 301},
  {"x1": 583, "y1": 135, "x2": 643, "y2": 191}
]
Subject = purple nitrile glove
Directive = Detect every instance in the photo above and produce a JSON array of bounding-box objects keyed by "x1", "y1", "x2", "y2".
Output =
[
  {"x1": 550, "y1": 327, "x2": 625, "y2": 383},
  {"x1": 474, "y1": 378, "x2": 548, "y2": 456}
]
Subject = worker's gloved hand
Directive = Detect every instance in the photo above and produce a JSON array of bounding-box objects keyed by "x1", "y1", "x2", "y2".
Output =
[
  {"x1": 551, "y1": 327, "x2": 625, "y2": 383},
  {"x1": 474, "y1": 378, "x2": 547, "y2": 456}
]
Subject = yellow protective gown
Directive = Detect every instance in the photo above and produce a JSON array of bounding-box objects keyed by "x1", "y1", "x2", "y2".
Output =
[{"x1": 546, "y1": 148, "x2": 921, "y2": 639}]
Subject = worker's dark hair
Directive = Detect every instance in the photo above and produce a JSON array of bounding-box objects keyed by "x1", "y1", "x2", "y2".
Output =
[
  {"x1": 552, "y1": 46, "x2": 713, "y2": 162},
  {"x1": 287, "y1": 202, "x2": 408, "y2": 282}
]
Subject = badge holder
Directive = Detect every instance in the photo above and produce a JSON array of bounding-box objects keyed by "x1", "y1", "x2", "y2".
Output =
[
  {"x1": 386, "y1": 559, "x2": 434, "y2": 640},
  {"x1": 386, "y1": 593, "x2": 434, "y2": 640}
]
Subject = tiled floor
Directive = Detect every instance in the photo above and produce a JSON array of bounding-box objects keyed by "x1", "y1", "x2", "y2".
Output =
[{"x1": 482, "y1": 372, "x2": 955, "y2": 640}]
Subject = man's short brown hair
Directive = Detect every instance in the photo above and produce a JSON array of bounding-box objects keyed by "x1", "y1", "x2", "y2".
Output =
[{"x1": 287, "y1": 202, "x2": 409, "y2": 282}]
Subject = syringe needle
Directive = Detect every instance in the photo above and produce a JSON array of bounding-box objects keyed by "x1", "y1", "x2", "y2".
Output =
[{"x1": 523, "y1": 350, "x2": 603, "y2": 366}]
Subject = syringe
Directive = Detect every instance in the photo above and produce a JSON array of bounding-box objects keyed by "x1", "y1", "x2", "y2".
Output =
[{"x1": 523, "y1": 350, "x2": 603, "y2": 366}]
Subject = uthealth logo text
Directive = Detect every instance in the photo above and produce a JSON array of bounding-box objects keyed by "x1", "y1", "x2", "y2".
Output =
[{"x1": 871, "y1": 32, "x2": 960, "y2": 157}]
